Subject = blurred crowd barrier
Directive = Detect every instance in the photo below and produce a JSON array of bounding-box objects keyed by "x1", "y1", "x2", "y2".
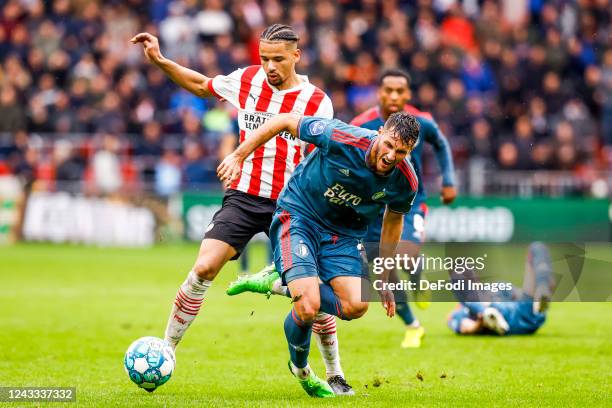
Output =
[{"x1": 1, "y1": 177, "x2": 609, "y2": 247}]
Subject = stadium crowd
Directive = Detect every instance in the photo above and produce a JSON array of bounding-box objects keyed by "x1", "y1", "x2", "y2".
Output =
[{"x1": 0, "y1": 0, "x2": 610, "y2": 195}]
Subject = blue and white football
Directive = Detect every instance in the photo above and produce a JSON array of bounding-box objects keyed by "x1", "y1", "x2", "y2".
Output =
[{"x1": 124, "y1": 336, "x2": 175, "y2": 392}]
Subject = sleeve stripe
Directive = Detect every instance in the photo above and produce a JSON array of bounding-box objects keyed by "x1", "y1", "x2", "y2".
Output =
[
  {"x1": 207, "y1": 79, "x2": 222, "y2": 99},
  {"x1": 331, "y1": 132, "x2": 370, "y2": 149},
  {"x1": 397, "y1": 161, "x2": 418, "y2": 191},
  {"x1": 332, "y1": 129, "x2": 370, "y2": 148},
  {"x1": 331, "y1": 131, "x2": 370, "y2": 150},
  {"x1": 238, "y1": 65, "x2": 260, "y2": 109}
]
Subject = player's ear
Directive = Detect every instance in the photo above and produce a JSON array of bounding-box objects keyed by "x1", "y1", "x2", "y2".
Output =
[
  {"x1": 378, "y1": 126, "x2": 384, "y2": 135},
  {"x1": 293, "y1": 47, "x2": 301, "y2": 63}
]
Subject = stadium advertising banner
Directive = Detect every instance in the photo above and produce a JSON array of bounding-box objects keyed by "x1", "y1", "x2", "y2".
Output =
[
  {"x1": 181, "y1": 192, "x2": 223, "y2": 242},
  {"x1": 0, "y1": 198, "x2": 17, "y2": 244},
  {"x1": 0, "y1": 175, "x2": 24, "y2": 245},
  {"x1": 181, "y1": 193, "x2": 611, "y2": 243},
  {"x1": 22, "y1": 192, "x2": 156, "y2": 247},
  {"x1": 425, "y1": 198, "x2": 611, "y2": 242}
]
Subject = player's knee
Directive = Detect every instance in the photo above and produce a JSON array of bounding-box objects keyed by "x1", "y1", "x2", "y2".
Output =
[
  {"x1": 342, "y1": 300, "x2": 368, "y2": 320},
  {"x1": 192, "y1": 260, "x2": 221, "y2": 281},
  {"x1": 293, "y1": 297, "x2": 320, "y2": 323}
]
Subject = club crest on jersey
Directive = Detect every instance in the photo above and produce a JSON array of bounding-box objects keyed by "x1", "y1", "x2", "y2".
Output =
[
  {"x1": 372, "y1": 189, "x2": 386, "y2": 200},
  {"x1": 308, "y1": 120, "x2": 326, "y2": 135},
  {"x1": 295, "y1": 241, "x2": 309, "y2": 258}
]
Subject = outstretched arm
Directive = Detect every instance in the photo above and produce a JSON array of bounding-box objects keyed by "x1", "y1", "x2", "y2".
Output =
[
  {"x1": 378, "y1": 208, "x2": 404, "y2": 317},
  {"x1": 217, "y1": 113, "x2": 301, "y2": 186},
  {"x1": 131, "y1": 32, "x2": 213, "y2": 98}
]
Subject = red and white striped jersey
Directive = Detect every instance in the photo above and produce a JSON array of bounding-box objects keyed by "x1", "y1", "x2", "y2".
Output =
[{"x1": 207, "y1": 65, "x2": 333, "y2": 200}]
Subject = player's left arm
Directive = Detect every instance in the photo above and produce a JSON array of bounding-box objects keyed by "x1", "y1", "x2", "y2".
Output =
[{"x1": 424, "y1": 120, "x2": 457, "y2": 204}]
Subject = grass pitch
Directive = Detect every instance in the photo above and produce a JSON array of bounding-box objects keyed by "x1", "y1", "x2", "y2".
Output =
[{"x1": 0, "y1": 243, "x2": 610, "y2": 407}]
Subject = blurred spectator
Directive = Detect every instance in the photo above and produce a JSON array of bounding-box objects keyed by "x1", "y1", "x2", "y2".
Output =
[
  {"x1": 461, "y1": 53, "x2": 497, "y2": 97},
  {"x1": 513, "y1": 115, "x2": 536, "y2": 169},
  {"x1": 183, "y1": 139, "x2": 215, "y2": 188},
  {"x1": 53, "y1": 139, "x2": 85, "y2": 190},
  {"x1": 134, "y1": 120, "x2": 164, "y2": 184},
  {"x1": 601, "y1": 50, "x2": 612, "y2": 146},
  {"x1": 159, "y1": 1, "x2": 197, "y2": 61},
  {"x1": 155, "y1": 148, "x2": 182, "y2": 197},
  {"x1": 195, "y1": 0, "x2": 234, "y2": 41},
  {"x1": 0, "y1": 0, "x2": 608, "y2": 193},
  {"x1": 469, "y1": 118, "x2": 494, "y2": 160},
  {"x1": 497, "y1": 141, "x2": 519, "y2": 170},
  {"x1": 91, "y1": 134, "x2": 123, "y2": 194},
  {"x1": 0, "y1": 84, "x2": 26, "y2": 132}
]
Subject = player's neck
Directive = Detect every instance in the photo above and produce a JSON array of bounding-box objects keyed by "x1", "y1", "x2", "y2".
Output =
[
  {"x1": 380, "y1": 107, "x2": 392, "y2": 121},
  {"x1": 276, "y1": 73, "x2": 302, "y2": 91}
]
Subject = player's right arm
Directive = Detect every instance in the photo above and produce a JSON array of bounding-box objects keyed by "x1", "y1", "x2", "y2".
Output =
[
  {"x1": 131, "y1": 32, "x2": 213, "y2": 98},
  {"x1": 378, "y1": 207, "x2": 403, "y2": 318}
]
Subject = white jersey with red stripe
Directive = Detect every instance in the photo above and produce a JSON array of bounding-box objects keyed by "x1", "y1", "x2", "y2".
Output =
[{"x1": 207, "y1": 65, "x2": 333, "y2": 200}]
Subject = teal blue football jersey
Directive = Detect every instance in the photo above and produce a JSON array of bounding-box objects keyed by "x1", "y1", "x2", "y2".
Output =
[{"x1": 276, "y1": 116, "x2": 418, "y2": 238}]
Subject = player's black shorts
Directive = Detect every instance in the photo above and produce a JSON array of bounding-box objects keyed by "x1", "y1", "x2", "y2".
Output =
[{"x1": 203, "y1": 189, "x2": 276, "y2": 260}]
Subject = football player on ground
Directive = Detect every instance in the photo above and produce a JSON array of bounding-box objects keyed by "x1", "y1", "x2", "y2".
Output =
[
  {"x1": 228, "y1": 69, "x2": 456, "y2": 349},
  {"x1": 218, "y1": 111, "x2": 420, "y2": 397},
  {"x1": 131, "y1": 24, "x2": 354, "y2": 395},
  {"x1": 448, "y1": 242, "x2": 554, "y2": 336}
]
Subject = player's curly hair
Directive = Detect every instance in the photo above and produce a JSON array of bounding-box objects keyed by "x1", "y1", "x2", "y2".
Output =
[
  {"x1": 260, "y1": 24, "x2": 299, "y2": 43},
  {"x1": 384, "y1": 112, "x2": 420, "y2": 148}
]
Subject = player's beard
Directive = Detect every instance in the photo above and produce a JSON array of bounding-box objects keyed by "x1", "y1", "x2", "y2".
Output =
[
  {"x1": 368, "y1": 141, "x2": 394, "y2": 175},
  {"x1": 267, "y1": 73, "x2": 283, "y2": 86}
]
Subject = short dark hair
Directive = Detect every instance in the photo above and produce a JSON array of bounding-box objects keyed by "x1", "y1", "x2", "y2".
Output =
[
  {"x1": 260, "y1": 24, "x2": 299, "y2": 43},
  {"x1": 383, "y1": 112, "x2": 420, "y2": 147},
  {"x1": 378, "y1": 68, "x2": 411, "y2": 87}
]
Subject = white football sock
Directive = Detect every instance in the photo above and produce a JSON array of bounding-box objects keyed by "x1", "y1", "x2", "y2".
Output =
[
  {"x1": 312, "y1": 312, "x2": 344, "y2": 378},
  {"x1": 271, "y1": 278, "x2": 288, "y2": 296},
  {"x1": 289, "y1": 361, "x2": 312, "y2": 379},
  {"x1": 407, "y1": 319, "x2": 421, "y2": 328},
  {"x1": 164, "y1": 270, "x2": 211, "y2": 349}
]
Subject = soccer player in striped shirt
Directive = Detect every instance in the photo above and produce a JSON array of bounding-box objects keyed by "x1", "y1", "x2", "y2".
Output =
[
  {"x1": 131, "y1": 24, "x2": 353, "y2": 395},
  {"x1": 218, "y1": 111, "x2": 420, "y2": 397}
]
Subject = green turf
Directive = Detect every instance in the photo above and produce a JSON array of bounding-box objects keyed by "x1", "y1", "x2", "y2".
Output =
[{"x1": 0, "y1": 243, "x2": 610, "y2": 407}]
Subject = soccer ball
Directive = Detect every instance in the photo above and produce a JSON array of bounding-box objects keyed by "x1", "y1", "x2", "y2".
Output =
[{"x1": 124, "y1": 336, "x2": 175, "y2": 392}]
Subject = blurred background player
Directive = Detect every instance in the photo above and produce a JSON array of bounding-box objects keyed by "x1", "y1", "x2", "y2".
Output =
[
  {"x1": 132, "y1": 24, "x2": 355, "y2": 396},
  {"x1": 351, "y1": 68, "x2": 456, "y2": 348},
  {"x1": 218, "y1": 111, "x2": 420, "y2": 397},
  {"x1": 448, "y1": 242, "x2": 554, "y2": 336}
]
